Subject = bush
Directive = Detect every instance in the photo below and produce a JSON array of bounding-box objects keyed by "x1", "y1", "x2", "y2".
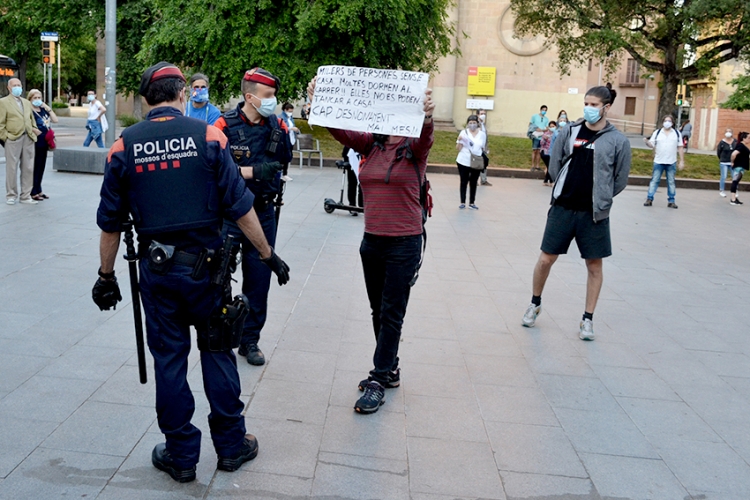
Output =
[
  {"x1": 118, "y1": 114, "x2": 141, "y2": 128},
  {"x1": 51, "y1": 100, "x2": 69, "y2": 109}
]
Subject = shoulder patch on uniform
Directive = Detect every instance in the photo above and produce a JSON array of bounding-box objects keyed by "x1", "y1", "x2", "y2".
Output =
[
  {"x1": 107, "y1": 138, "x2": 125, "y2": 163},
  {"x1": 207, "y1": 125, "x2": 228, "y2": 148}
]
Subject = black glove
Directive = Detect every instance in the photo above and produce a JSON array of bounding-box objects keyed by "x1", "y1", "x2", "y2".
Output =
[
  {"x1": 252, "y1": 162, "x2": 283, "y2": 182},
  {"x1": 92, "y1": 277, "x2": 122, "y2": 311},
  {"x1": 261, "y1": 248, "x2": 290, "y2": 285}
]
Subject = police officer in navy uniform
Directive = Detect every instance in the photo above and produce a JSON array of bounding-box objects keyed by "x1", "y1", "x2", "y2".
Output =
[
  {"x1": 92, "y1": 62, "x2": 290, "y2": 483},
  {"x1": 214, "y1": 68, "x2": 293, "y2": 366}
]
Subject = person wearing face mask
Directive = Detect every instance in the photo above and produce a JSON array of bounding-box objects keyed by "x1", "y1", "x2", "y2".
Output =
[
  {"x1": 456, "y1": 114, "x2": 486, "y2": 209},
  {"x1": 307, "y1": 75, "x2": 435, "y2": 414},
  {"x1": 213, "y1": 67, "x2": 293, "y2": 366},
  {"x1": 0, "y1": 78, "x2": 39, "y2": 204},
  {"x1": 185, "y1": 73, "x2": 222, "y2": 125},
  {"x1": 477, "y1": 109, "x2": 492, "y2": 186},
  {"x1": 643, "y1": 115, "x2": 684, "y2": 208},
  {"x1": 528, "y1": 105, "x2": 549, "y2": 171},
  {"x1": 28, "y1": 89, "x2": 58, "y2": 201},
  {"x1": 94, "y1": 61, "x2": 290, "y2": 483},
  {"x1": 539, "y1": 121, "x2": 557, "y2": 186},
  {"x1": 280, "y1": 102, "x2": 300, "y2": 182},
  {"x1": 557, "y1": 110, "x2": 568, "y2": 124},
  {"x1": 522, "y1": 86, "x2": 631, "y2": 342},
  {"x1": 716, "y1": 128, "x2": 736, "y2": 197},
  {"x1": 83, "y1": 90, "x2": 107, "y2": 148}
]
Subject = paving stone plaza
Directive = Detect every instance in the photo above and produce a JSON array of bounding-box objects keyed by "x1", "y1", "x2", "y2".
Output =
[{"x1": 1, "y1": 152, "x2": 750, "y2": 499}]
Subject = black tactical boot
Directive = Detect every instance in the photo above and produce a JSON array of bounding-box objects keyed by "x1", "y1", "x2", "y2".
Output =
[
  {"x1": 217, "y1": 434, "x2": 259, "y2": 472},
  {"x1": 151, "y1": 443, "x2": 196, "y2": 483},
  {"x1": 238, "y1": 343, "x2": 265, "y2": 365}
]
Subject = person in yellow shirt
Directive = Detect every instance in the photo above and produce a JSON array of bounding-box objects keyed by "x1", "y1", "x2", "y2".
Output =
[{"x1": 0, "y1": 78, "x2": 39, "y2": 205}]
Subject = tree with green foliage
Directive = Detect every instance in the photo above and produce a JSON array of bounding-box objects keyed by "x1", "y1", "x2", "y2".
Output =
[
  {"x1": 510, "y1": 0, "x2": 750, "y2": 122},
  {"x1": 723, "y1": 75, "x2": 750, "y2": 112},
  {"x1": 138, "y1": 0, "x2": 457, "y2": 104},
  {"x1": 0, "y1": 0, "x2": 100, "y2": 91}
]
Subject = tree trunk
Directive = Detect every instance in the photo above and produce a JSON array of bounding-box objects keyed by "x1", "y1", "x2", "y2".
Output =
[
  {"x1": 658, "y1": 77, "x2": 680, "y2": 123},
  {"x1": 657, "y1": 44, "x2": 680, "y2": 122},
  {"x1": 133, "y1": 95, "x2": 142, "y2": 120}
]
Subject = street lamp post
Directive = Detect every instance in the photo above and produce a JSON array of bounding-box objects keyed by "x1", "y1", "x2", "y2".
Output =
[{"x1": 104, "y1": 0, "x2": 116, "y2": 147}]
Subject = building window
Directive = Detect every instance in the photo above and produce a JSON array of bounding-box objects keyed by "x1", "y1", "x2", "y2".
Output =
[
  {"x1": 626, "y1": 59, "x2": 640, "y2": 84},
  {"x1": 624, "y1": 97, "x2": 636, "y2": 115}
]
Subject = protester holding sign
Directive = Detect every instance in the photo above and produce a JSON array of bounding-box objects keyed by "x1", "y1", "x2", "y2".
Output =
[{"x1": 308, "y1": 73, "x2": 435, "y2": 415}]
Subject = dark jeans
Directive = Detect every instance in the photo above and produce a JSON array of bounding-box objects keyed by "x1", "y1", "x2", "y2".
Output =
[
  {"x1": 541, "y1": 154, "x2": 552, "y2": 183},
  {"x1": 224, "y1": 204, "x2": 277, "y2": 346},
  {"x1": 32, "y1": 145, "x2": 48, "y2": 196},
  {"x1": 139, "y1": 261, "x2": 246, "y2": 468},
  {"x1": 360, "y1": 233, "x2": 422, "y2": 384},
  {"x1": 457, "y1": 163, "x2": 480, "y2": 204}
]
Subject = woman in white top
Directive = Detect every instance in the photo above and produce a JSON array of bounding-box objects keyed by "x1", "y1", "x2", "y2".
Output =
[{"x1": 455, "y1": 114, "x2": 486, "y2": 209}]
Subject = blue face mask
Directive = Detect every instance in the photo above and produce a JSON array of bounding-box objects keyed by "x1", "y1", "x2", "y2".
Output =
[
  {"x1": 191, "y1": 88, "x2": 209, "y2": 103},
  {"x1": 32, "y1": 99, "x2": 43, "y2": 107},
  {"x1": 583, "y1": 106, "x2": 602, "y2": 124},
  {"x1": 540, "y1": 110, "x2": 547, "y2": 116},
  {"x1": 251, "y1": 94, "x2": 277, "y2": 118},
  {"x1": 11, "y1": 86, "x2": 22, "y2": 97}
]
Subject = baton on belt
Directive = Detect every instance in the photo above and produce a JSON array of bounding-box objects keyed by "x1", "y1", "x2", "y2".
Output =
[
  {"x1": 122, "y1": 220, "x2": 148, "y2": 384},
  {"x1": 274, "y1": 166, "x2": 287, "y2": 230}
]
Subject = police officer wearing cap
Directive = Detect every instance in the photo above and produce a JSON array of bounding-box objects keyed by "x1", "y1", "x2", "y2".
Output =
[
  {"x1": 214, "y1": 68, "x2": 293, "y2": 366},
  {"x1": 92, "y1": 62, "x2": 291, "y2": 483}
]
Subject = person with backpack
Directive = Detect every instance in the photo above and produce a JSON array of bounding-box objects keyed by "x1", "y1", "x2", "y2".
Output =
[
  {"x1": 307, "y1": 77, "x2": 435, "y2": 414},
  {"x1": 643, "y1": 115, "x2": 684, "y2": 208},
  {"x1": 522, "y1": 86, "x2": 631, "y2": 341}
]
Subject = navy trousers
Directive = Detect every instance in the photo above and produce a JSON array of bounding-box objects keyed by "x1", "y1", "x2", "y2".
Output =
[
  {"x1": 359, "y1": 233, "x2": 422, "y2": 385},
  {"x1": 224, "y1": 204, "x2": 277, "y2": 347},
  {"x1": 139, "y1": 261, "x2": 246, "y2": 468}
]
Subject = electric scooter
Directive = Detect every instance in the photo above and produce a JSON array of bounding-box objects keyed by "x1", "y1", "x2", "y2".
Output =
[{"x1": 323, "y1": 159, "x2": 364, "y2": 215}]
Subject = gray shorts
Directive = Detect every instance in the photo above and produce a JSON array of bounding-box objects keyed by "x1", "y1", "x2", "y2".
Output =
[{"x1": 541, "y1": 205, "x2": 612, "y2": 259}]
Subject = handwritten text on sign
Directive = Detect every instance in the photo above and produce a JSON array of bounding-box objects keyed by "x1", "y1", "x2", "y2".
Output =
[{"x1": 308, "y1": 66, "x2": 429, "y2": 138}]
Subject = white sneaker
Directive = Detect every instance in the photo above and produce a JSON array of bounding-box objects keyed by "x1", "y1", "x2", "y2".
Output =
[
  {"x1": 720, "y1": 191, "x2": 727, "y2": 197},
  {"x1": 19, "y1": 198, "x2": 39, "y2": 205},
  {"x1": 522, "y1": 303, "x2": 541, "y2": 327},
  {"x1": 281, "y1": 175, "x2": 293, "y2": 182},
  {"x1": 6, "y1": 199, "x2": 15, "y2": 205},
  {"x1": 579, "y1": 318, "x2": 595, "y2": 341}
]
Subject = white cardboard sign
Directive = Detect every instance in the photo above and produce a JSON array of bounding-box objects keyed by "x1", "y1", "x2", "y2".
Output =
[{"x1": 308, "y1": 65, "x2": 429, "y2": 138}]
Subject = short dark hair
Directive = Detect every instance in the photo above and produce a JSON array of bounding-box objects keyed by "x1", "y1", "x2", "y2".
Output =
[
  {"x1": 549, "y1": 121, "x2": 557, "y2": 127},
  {"x1": 467, "y1": 114, "x2": 479, "y2": 123},
  {"x1": 540, "y1": 105, "x2": 548, "y2": 110},
  {"x1": 189, "y1": 73, "x2": 209, "y2": 87},
  {"x1": 282, "y1": 102, "x2": 294, "y2": 111},
  {"x1": 739, "y1": 131, "x2": 749, "y2": 142},
  {"x1": 585, "y1": 86, "x2": 617, "y2": 106},
  {"x1": 144, "y1": 77, "x2": 185, "y2": 106}
]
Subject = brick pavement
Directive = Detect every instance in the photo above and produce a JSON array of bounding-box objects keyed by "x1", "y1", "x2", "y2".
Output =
[{"x1": 0, "y1": 163, "x2": 749, "y2": 499}]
